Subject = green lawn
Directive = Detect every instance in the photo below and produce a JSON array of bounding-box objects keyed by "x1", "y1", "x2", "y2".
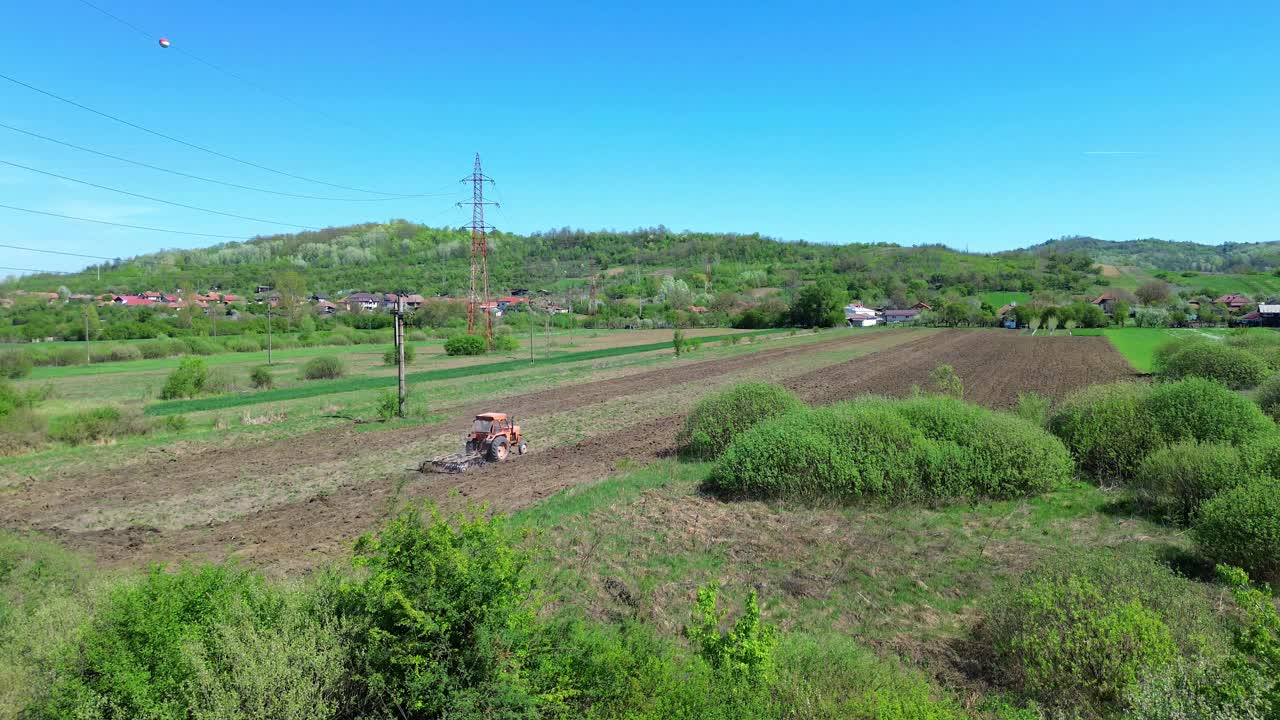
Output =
[
  {"x1": 977, "y1": 291, "x2": 1029, "y2": 307},
  {"x1": 1095, "y1": 327, "x2": 1231, "y2": 372}
]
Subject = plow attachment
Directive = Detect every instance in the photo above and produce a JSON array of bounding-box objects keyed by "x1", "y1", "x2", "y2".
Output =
[{"x1": 421, "y1": 451, "x2": 486, "y2": 474}]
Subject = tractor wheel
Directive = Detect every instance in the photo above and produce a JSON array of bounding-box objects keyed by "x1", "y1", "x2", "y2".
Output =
[
  {"x1": 489, "y1": 438, "x2": 510, "y2": 462},
  {"x1": 517, "y1": 441, "x2": 528, "y2": 455}
]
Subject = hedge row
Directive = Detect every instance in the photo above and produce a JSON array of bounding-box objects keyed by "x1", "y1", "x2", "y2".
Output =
[{"x1": 708, "y1": 395, "x2": 1072, "y2": 503}]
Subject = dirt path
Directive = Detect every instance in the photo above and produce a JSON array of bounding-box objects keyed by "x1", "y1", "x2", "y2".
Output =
[{"x1": 45, "y1": 331, "x2": 1134, "y2": 574}]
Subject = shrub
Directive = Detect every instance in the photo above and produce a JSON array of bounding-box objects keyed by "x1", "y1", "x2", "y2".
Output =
[
  {"x1": 1049, "y1": 383, "x2": 1155, "y2": 481},
  {"x1": 248, "y1": 365, "x2": 274, "y2": 389},
  {"x1": 159, "y1": 415, "x2": 189, "y2": 433},
  {"x1": 1014, "y1": 391, "x2": 1050, "y2": 427},
  {"x1": 492, "y1": 334, "x2": 519, "y2": 352},
  {"x1": 1254, "y1": 374, "x2": 1280, "y2": 421},
  {"x1": 1157, "y1": 342, "x2": 1270, "y2": 389},
  {"x1": 300, "y1": 355, "x2": 345, "y2": 380},
  {"x1": 47, "y1": 407, "x2": 149, "y2": 445},
  {"x1": 684, "y1": 584, "x2": 777, "y2": 682},
  {"x1": 1142, "y1": 377, "x2": 1272, "y2": 446},
  {"x1": 35, "y1": 565, "x2": 344, "y2": 720},
  {"x1": 444, "y1": 334, "x2": 487, "y2": 356},
  {"x1": 1151, "y1": 338, "x2": 1208, "y2": 375},
  {"x1": 325, "y1": 504, "x2": 539, "y2": 718},
  {"x1": 929, "y1": 363, "x2": 963, "y2": 398},
  {"x1": 91, "y1": 344, "x2": 143, "y2": 363},
  {"x1": 382, "y1": 344, "x2": 416, "y2": 366},
  {"x1": 138, "y1": 339, "x2": 183, "y2": 359},
  {"x1": 1193, "y1": 479, "x2": 1280, "y2": 580},
  {"x1": 45, "y1": 347, "x2": 85, "y2": 367},
  {"x1": 202, "y1": 368, "x2": 237, "y2": 395},
  {"x1": 161, "y1": 358, "x2": 208, "y2": 399},
  {"x1": 708, "y1": 396, "x2": 1070, "y2": 503},
  {"x1": 677, "y1": 382, "x2": 805, "y2": 459},
  {"x1": 407, "y1": 330, "x2": 428, "y2": 342},
  {"x1": 325, "y1": 333, "x2": 352, "y2": 346},
  {"x1": 224, "y1": 336, "x2": 261, "y2": 353},
  {"x1": 182, "y1": 337, "x2": 220, "y2": 356},
  {"x1": 0, "y1": 349, "x2": 32, "y2": 379},
  {"x1": 1132, "y1": 441, "x2": 1252, "y2": 525},
  {"x1": 0, "y1": 408, "x2": 47, "y2": 456},
  {"x1": 981, "y1": 553, "x2": 1224, "y2": 715}
]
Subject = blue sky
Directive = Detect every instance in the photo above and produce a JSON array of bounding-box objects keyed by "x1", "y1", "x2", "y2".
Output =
[{"x1": 1, "y1": 0, "x2": 1278, "y2": 275}]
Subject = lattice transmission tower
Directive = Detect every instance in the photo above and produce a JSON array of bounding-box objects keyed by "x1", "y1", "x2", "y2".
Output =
[{"x1": 459, "y1": 153, "x2": 497, "y2": 343}]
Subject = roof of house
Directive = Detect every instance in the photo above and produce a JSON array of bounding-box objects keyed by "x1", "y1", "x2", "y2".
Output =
[
  {"x1": 316, "y1": 300, "x2": 337, "y2": 309},
  {"x1": 1215, "y1": 293, "x2": 1251, "y2": 304},
  {"x1": 911, "y1": 302, "x2": 932, "y2": 310},
  {"x1": 115, "y1": 295, "x2": 154, "y2": 306},
  {"x1": 346, "y1": 292, "x2": 380, "y2": 302},
  {"x1": 1242, "y1": 312, "x2": 1262, "y2": 320},
  {"x1": 1093, "y1": 291, "x2": 1119, "y2": 303},
  {"x1": 884, "y1": 309, "x2": 920, "y2": 318},
  {"x1": 403, "y1": 294, "x2": 426, "y2": 304},
  {"x1": 499, "y1": 296, "x2": 528, "y2": 304},
  {"x1": 1258, "y1": 304, "x2": 1280, "y2": 314}
]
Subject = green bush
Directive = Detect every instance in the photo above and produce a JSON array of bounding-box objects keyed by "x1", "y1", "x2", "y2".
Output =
[
  {"x1": 182, "y1": 337, "x2": 220, "y2": 356},
  {"x1": 45, "y1": 347, "x2": 84, "y2": 367},
  {"x1": 1051, "y1": 380, "x2": 1273, "y2": 483},
  {"x1": 382, "y1": 344, "x2": 416, "y2": 366},
  {"x1": 1193, "y1": 479, "x2": 1280, "y2": 580},
  {"x1": 1133, "y1": 441, "x2": 1252, "y2": 525},
  {"x1": 138, "y1": 339, "x2": 183, "y2": 359},
  {"x1": 161, "y1": 358, "x2": 208, "y2": 399},
  {"x1": 300, "y1": 356, "x2": 345, "y2": 380},
  {"x1": 326, "y1": 504, "x2": 539, "y2": 718},
  {"x1": 47, "y1": 407, "x2": 149, "y2": 445},
  {"x1": 677, "y1": 383, "x2": 804, "y2": 459},
  {"x1": 709, "y1": 396, "x2": 1070, "y2": 503},
  {"x1": 0, "y1": 349, "x2": 33, "y2": 379},
  {"x1": 492, "y1": 334, "x2": 519, "y2": 352},
  {"x1": 91, "y1": 344, "x2": 143, "y2": 363},
  {"x1": 224, "y1": 336, "x2": 261, "y2": 352},
  {"x1": 1142, "y1": 377, "x2": 1273, "y2": 446},
  {"x1": 1157, "y1": 342, "x2": 1270, "y2": 389},
  {"x1": 1014, "y1": 391, "x2": 1050, "y2": 427},
  {"x1": 34, "y1": 565, "x2": 343, "y2": 720},
  {"x1": 981, "y1": 553, "x2": 1225, "y2": 716},
  {"x1": 0, "y1": 408, "x2": 47, "y2": 456},
  {"x1": 1151, "y1": 338, "x2": 1208, "y2": 375},
  {"x1": 444, "y1": 334, "x2": 487, "y2": 356},
  {"x1": 325, "y1": 333, "x2": 352, "y2": 346},
  {"x1": 1049, "y1": 382, "x2": 1156, "y2": 481},
  {"x1": 159, "y1": 415, "x2": 189, "y2": 433},
  {"x1": 248, "y1": 365, "x2": 274, "y2": 389},
  {"x1": 1254, "y1": 374, "x2": 1280, "y2": 421}
]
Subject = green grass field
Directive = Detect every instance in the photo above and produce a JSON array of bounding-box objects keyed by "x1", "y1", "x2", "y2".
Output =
[
  {"x1": 1091, "y1": 327, "x2": 1232, "y2": 372},
  {"x1": 977, "y1": 291, "x2": 1029, "y2": 307}
]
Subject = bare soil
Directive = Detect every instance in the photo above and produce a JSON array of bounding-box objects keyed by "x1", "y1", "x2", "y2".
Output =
[{"x1": 9, "y1": 330, "x2": 1134, "y2": 574}]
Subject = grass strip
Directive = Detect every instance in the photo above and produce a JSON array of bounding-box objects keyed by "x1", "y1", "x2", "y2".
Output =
[{"x1": 144, "y1": 329, "x2": 785, "y2": 416}]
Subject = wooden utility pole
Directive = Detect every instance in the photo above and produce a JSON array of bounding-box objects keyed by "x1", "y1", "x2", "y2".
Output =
[
  {"x1": 266, "y1": 303, "x2": 273, "y2": 365},
  {"x1": 395, "y1": 296, "x2": 407, "y2": 417}
]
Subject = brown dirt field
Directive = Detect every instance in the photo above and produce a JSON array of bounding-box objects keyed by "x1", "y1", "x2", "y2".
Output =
[{"x1": 14, "y1": 330, "x2": 1134, "y2": 574}]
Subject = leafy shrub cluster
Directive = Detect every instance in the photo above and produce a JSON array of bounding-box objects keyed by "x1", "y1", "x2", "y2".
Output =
[
  {"x1": 1132, "y1": 441, "x2": 1250, "y2": 525},
  {"x1": 13, "y1": 504, "x2": 970, "y2": 720},
  {"x1": 677, "y1": 383, "x2": 804, "y2": 459},
  {"x1": 1193, "y1": 479, "x2": 1280, "y2": 581},
  {"x1": 708, "y1": 395, "x2": 1072, "y2": 503},
  {"x1": 382, "y1": 343, "x2": 416, "y2": 366},
  {"x1": 980, "y1": 553, "x2": 1227, "y2": 717},
  {"x1": 1050, "y1": 379, "x2": 1272, "y2": 482},
  {"x1": 444, "y1": 334, "x2": 487, "y2": 356},
  {"x1": 1155, "y1": 341, "x2": 1270, "y2": 389},
  {"x1": 160, "y1": 357, "x2": 209, "y2": 399},
  {"x1": 300, "y1": 355, "x2": 345, "y2": 380},
  {"x1": 492, "y1": 334, "x2": 520, "y2": 353},
  {"x1": 248, "y1": 365, "x2": 274, "y2": 389},
  {"x1": 46, "y1": 407, "x2": 150, "y2": 445},
  {"x1": 0, "y1": 349, "x2": 33, "y2": 379}
]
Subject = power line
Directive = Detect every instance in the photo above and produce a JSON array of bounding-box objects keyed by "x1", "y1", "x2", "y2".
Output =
[
  {"x1": 0, "y1": 122, "x2": 448, "y2": 203},
  {"x1": 0, "y1": 71, "x2": 422, "y2": 197},
  {"x1": 0, "y1": 159, "x2": 323, "y2": 230},
  {"x1": 72, "y1": 0, "x2": 379, "y2": 140},
  {"x1": 0, "y1": 242, "x2": 114, "y2": 260},
  {"x1": 0, "y1": 203, "x2": 247, "y2": 239},
  {"x1": 0, "y1": 265, "x2": 71, "y2": 275}
]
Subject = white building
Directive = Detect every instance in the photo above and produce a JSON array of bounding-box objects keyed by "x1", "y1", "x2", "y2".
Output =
[{"x1": 844, "y1": 303, "x2": 879, "y2": 327}]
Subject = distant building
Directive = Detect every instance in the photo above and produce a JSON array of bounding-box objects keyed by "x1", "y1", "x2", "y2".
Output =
[
  {"x1": 1256, "y1": 304, "x2": 1280, "y2": 328},
  {"x1": 882, "y1": 308, "x2": 920, "y2": 324},
  {"x1": 1092, "y1": 291, "x2": 1121, "y2": 315},
  {"x1": 344, "y1": 293, "x2": 380, "y2": 312},
  {"x1": 844, "y1": 303, "x2": 879, "y2": 327},
  {"x1": 1214, "y1": 294, "x2": 1252, "y2": 312}
]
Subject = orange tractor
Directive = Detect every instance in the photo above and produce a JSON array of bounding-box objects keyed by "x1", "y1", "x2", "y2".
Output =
[{"x1": 423, "y1": 412, "x2": 528, "y2": 473}]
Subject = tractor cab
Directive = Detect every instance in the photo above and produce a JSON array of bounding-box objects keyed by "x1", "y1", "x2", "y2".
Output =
[{"x1": 425, "y1": 412, "x2": 528, "y2": 473}]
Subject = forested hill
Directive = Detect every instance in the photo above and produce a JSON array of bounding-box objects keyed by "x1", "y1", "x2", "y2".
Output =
[
  {"x1": 1032, "y1": 236, "x2": 1280, "y2": 273},
  {"x1": 3, "y1": 221, "x2": 1102, "y2": 302}
]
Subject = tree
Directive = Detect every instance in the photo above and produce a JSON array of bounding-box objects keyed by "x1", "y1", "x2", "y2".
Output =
[
  {"x1": 1135, "y1": 280, "x2": 1171, "y2": 306},
  {"x1": 273, "y1": 270, "x2": 307, "y2": 329},
  {"x1": 788, "y1": 282, "x2": 844, "y2": 327},
  {"x1": 81, "y1": 303, "x2": 102, "y2": 341},
  {"x1": 1111, "y1": 300, "x2": 1130, "y2": 327},
  {"x1": 1046, "y1": 315, "x2": 1059, "y2": 333}
]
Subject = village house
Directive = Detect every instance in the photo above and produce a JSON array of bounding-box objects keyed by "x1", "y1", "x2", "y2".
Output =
[
  {"x1": 1214, "y1": 293, "x2": 1252, "y2": 313},
  {"x1": 882, "y1": 308, "x2": 921, "y2": 324},
  {"x1": 844, "y1": 303, "x2": 879, "y2": 327},
  {"x1": 343, "y1": 293, "x2": 381, "y2": 312}
]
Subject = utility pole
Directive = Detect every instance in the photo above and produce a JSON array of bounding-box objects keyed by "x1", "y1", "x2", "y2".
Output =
[
  {"x1": 266, "y1": 303, "x2": 273, "y2": 365},
  {"x1": 459, "y1": 153, "x2": 497, "y2": 346},
  {"x1": 395, "y1": 296, "x2": 407, "y2": 417}
]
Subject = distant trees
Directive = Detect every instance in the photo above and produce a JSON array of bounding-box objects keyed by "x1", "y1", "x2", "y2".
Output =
[
  {"x1": 788, "y1": 282, "x2": 844, "y2": 327},
  {"x1": 1135, "y1": 280, "x2": 1172, "y2": 306},
  {"x1": 1111, "y1": 300, "x2": 1130, "y2": 327}
]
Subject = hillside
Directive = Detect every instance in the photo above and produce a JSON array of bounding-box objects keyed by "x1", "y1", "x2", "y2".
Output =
[
  {"x1": 1033, "y1": 235, "x2": 1280, "y2": 273},
  {"x1": 0, "y1": 222, "x2": 1098, "y2": 304}
]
